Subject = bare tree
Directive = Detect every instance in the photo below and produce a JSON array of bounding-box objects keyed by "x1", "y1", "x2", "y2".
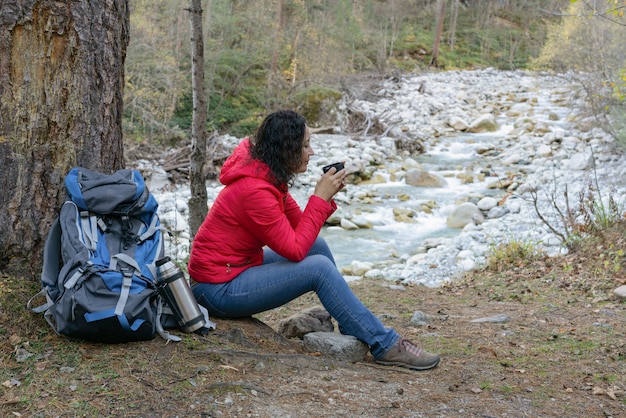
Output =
[
  {"x1": 187, "y1": 0, "x2": 209, "y2": 239},
  {"x1": 0, "y1": 0, "x2": 129, "y2": 276},
  {"x1": 431, "y1": 0, "x2": 447, "y2": 66},
  {"x1": 448, "y1": 0, "x2": 460, "y2": 50},
  {"x1": 269, "y1": 0, "x2": 284, "y2": 83}
]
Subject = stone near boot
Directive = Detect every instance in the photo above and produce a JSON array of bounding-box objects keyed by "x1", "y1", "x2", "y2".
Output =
[
  {"x1": 303, "y1": 332, "x2": 369, "y2": 362},
  {"x1": 278, "y1": 306, "x2": 335, "y2": 339},
  {"x1": 470, "y1": 314, "x2": 511, "y2": 324}
]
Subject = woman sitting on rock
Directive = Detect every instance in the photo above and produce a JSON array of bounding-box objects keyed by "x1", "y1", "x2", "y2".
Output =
[{"x1": 188, "y1": 109, "x2": 440, "y2": 371}]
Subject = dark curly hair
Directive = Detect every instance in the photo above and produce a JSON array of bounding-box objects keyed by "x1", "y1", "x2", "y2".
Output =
[{"x1": 250, "y1": 110, "x2": 307, "y2": 187}]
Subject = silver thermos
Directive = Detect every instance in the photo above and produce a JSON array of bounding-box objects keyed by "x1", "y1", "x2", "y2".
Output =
[{"x1": 155, "y1": 256, "x2": 206, "y2": 333}]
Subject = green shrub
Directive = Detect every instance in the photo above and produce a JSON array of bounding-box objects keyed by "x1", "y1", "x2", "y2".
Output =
[
  {"x1": 486, "y1": 239, "x2": 545, "y2": 273},
  {"x1": 289, "y1": 86, "x2": 342, "y2": 126}
]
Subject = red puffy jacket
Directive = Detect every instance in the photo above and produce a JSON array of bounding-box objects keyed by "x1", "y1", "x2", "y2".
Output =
[{"x1": 188, "y1": 139, "x2": 336, "y2": 283}]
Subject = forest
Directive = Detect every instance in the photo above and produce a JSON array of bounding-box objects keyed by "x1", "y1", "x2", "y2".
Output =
[{"x1": 124, "y1": 0, "x2": 626, "y2": 141}]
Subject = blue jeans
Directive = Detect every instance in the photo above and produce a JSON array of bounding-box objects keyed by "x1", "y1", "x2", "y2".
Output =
[{"x1": 191, "y1": 237, "x2": 400, "y2": 359}]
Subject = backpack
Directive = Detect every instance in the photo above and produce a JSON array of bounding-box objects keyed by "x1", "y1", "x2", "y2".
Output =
[{"x1": 29, "y1": 167, "x2": 214, "y2": 343}]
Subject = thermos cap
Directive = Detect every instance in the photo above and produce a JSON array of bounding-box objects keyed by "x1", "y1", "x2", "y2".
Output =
[{"x1": 156, "y1": 256, "x2": 172, "y2": 267}]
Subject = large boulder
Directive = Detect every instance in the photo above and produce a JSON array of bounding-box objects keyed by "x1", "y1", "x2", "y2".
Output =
[
  {"x1": 405, "y1": 168, "x2": 448, "y2": 187},
  {"x1": 277, "y1": 306, "x2": 335, "y2": 339},
  {"x1": 467, "y1": 114, "x2": 498, "y2": 133},
  {"x1": 447, "y1": 202, "x2": 485, "y2": 228}
]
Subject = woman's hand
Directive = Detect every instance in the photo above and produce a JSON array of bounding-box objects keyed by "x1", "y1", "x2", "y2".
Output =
[{"x1": 313, "y1": 164, "x2": 347, "y2": 202}]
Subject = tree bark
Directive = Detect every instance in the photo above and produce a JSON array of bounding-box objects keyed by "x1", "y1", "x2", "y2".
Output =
[
  {"x1": 431, "y1": 0, "x2": 447, "y2": 66},
  {"x1": 269, "y1": 0, "x2": 284, "y2": 83},
  {"x1": 448, "y1": 0, "x2": 459, "y2": 51},
  {"x1": 187, "y1": 0, "x2": 208, "y2": 240},
  {"x1": 0, "y1": 0, "x2": 129, "y2": 276}
]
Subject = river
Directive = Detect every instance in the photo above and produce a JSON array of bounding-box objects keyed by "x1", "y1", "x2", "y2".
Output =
[{"x1": 153, "y1": 69, "x2": 625, "y2": 287}]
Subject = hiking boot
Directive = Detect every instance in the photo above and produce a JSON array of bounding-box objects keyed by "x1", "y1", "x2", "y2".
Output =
[{"x1": 375, "y1": 338, "x2": 440, "y2": 370}]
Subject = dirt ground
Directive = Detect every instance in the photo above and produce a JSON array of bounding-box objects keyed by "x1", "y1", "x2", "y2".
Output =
[{"x1": 1, "y1": 222, "x2": 625, "y2": 417}]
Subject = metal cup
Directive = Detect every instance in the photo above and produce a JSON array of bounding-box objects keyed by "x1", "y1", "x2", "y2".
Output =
[{"x1": 156, "y1": 257, "x2": 206, "y2": 333}]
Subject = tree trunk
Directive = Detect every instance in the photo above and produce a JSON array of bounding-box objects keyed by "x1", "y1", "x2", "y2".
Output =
[
  {"x1": 187, "y1": 0, "x2": 208, "y2": 240},
  {"x1": 0, "y1": 0, "x2": 129, "y2": 276},
  {"x1": 430, "y1": 0, "x2": 447, "y2": 66},
  {"x1": 448, "y1": 0, "x2": 459, "y2": 51},
  {"x1": 269, "y1": 0, "x2": 284, "y2": 83}
]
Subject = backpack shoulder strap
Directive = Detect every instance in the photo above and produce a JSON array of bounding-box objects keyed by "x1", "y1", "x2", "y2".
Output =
[
  {"x1": 28, "y1": 214, "x2": 63, "y2": 320},
  {"x1": 79, "y1": 210, "x2": 99, "y2": 252},
  {"x1": 138, "y1": 213, "x2": 163, "y2": 243},
  {"x1": 40, "y1": 216, "x2": 62, "y2": 291}
]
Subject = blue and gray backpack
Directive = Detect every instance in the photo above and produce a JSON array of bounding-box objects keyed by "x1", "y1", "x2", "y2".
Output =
[{"x1": 29, "y1": 167, "x2": 211, "y2": 343}]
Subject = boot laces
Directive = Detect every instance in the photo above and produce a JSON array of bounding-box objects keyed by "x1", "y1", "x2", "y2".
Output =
[{"x1": 399, "y1": 338, "x2": 423, "y2": 357}]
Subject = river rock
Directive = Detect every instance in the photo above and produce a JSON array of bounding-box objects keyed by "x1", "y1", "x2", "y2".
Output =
[
  {"x1": 506, "y1": 102, "x2": 533, "y2": 117},
  {"x1": 447, "y1": 202, "x2": 485, "y2": 228},
  {"x1": 360, "y1": 173, "x2": 386, "y2": 185},
  {"x1": 487, "y1": 206, "x2": 509, "y2": 219},
  {"x1": 477, "y1": 197, "x2": 498, "y2": 211},
  {"x1": 393, "y1": 207, "x2": 415, "y2": 223},
  {"x1": 536, "y1": 144, "x2": 552, "y2": 157},
  {"x1": 402, "y1": 157, "x2": 421, "y2": 170},
  {"x1": 340, "y1": 218, "x2": 359, "y2": 230},
  {"x1": 467, "y1": 114, "x2": 498, "y2": 133},
  {"x1": 159, "y1": 210, "x2": 188, "y2": 233},
  {"x1": 448, "y1": 116, "x2": 469, "y2": 131},
  {"x1": 351, "y1": 260, "x2": 374, "y2": 276},
  {"x1": 567, "y1": 152, "x2": 593, "y2": 170},
  {"x1": 405, "y1": 168, "x2": 448, "y2": 187},
  {"x1": 146, "y1": 166, "x2": 170, "y2": 190},
  {"x1": 350, "y1": 215, "x2": 373, "y2": 229}
]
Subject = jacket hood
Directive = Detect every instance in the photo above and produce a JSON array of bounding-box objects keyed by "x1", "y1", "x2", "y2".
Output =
[{"x1": 220, "y1": 139, "x2": 274, "y2": 186}]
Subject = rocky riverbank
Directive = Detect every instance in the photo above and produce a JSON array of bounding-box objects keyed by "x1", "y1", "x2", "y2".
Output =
[{"x1": 136, "y1": 68, "x2": 626, "y2": 288}]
